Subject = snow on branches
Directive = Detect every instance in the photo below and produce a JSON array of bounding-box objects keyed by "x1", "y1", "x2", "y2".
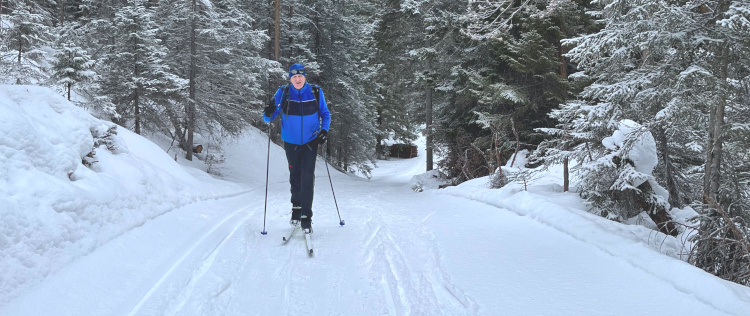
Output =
[{"x1": 579, "y1": 120, "x2": 677, "y2": 236}]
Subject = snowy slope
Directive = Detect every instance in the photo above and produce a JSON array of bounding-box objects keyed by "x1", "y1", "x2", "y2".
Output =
[
  {"x1": 0, "y1": 85, "x2": 246, "y2": 307},
  {"x1": 2, "y1": 85, "x2": 750, "y2": 315}
]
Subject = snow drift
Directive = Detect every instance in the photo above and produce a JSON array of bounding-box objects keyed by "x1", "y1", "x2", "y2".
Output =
[{"x1": 0, "y1": 85, "x2": 242, "y2": 305}]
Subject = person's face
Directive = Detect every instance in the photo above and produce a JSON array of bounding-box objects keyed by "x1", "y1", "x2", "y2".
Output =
[{"x1": 290, "y1": 74, "x2": 306, "y2": 90}]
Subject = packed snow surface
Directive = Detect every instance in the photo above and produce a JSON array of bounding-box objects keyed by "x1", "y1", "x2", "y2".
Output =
[{"x1": 2, "y1": 85, "x2": 750, "y2": 315}]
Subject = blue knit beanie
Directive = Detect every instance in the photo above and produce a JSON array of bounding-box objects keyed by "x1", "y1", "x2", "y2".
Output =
[{"x1": 289, "y1": 63, "x2": 306, "y2": 78}]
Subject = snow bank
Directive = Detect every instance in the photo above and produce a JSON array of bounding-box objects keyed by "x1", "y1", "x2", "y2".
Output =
[
  {"x1": 437, "y1": 176, "x2": 750, "y2": 315},
  {"x1": 409, "y1": 169, "x2": 449, "y2": 191},
  {"x1": 0, "y1": 85, "x2": 243, "y2": 306}
]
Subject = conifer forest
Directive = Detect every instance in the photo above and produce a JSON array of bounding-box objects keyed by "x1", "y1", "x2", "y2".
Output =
[{"x1": 1, "y1": 0, "x2": 749, "y2": 286}]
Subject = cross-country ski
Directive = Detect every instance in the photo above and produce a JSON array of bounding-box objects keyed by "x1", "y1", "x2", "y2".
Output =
[
  {"x1": 304, "y1": 233, "x2": 314, "y2": 256},
  {"x1": 281, "y1": 225, "x2": 299, "y2": 243}
]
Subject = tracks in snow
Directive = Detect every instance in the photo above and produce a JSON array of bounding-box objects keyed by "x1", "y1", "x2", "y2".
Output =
[
  {"x1": 357, "y1": 193, "x2": 478, "y2": 316},
  {"x1": 123, "y1": 180, "x2": 481, "y2": 315},
  {"x1": 127, "y1": 201, "x2": 257, "y2": 316}
]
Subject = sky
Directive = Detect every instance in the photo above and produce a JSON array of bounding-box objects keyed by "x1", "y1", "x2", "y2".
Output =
[{"x1": 1, "y1": 84, "x2": 750, "y2": 315}]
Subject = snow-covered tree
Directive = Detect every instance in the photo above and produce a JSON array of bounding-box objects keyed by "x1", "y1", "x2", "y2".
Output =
[
  {"x1": 368, "y1": 0, "x2": 423, "y2": 158},
  {"x1": 1, "y1": 1, "x2": 55, "y2": 84},
  {"x1": 540, "y1": 0, "x2": 750, "y2": 242},
  {"x1": 300, "y1": 0, "x2": 378, "y2": 172},
  {"x1": 441, "y1": 0, "x2": 591, "y2": 185},
  {"x1": 689, "y1": 0, "x2": 750, "y2": 286},
  {"x1": 52, "y1": 42, "x2": 95, "y2": 101},
  {"x1": 157, "y1": 0, "x2": 273, "y2": 160},
  {"x1": 98, "y1": 0, "x2": 182, "y2": 135},
  {"x1": 578, "y1": 119, "x2": 677, "y2": 235}
]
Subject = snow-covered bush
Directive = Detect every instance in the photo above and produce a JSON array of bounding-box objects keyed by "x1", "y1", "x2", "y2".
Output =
[
  {"x1": 83, "y1": 124, "x2": 120, "y2": 168},
  {"x1": 578, "y1": 120, "x2": 677, "y2": 235}
]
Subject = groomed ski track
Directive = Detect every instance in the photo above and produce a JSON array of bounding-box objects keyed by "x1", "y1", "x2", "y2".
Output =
[{"x1": 3, "y1": 146, "x2": 749, "y2": 315}]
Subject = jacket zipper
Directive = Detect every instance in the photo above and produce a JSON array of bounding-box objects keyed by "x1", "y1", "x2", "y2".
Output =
[{"x1": 296, "y1": 86, "x2": 303, "y2": 143}]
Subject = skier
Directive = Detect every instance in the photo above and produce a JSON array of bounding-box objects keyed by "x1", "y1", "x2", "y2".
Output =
[{"x1": 263, "y1": 63, "x2": 331, "y2": 234}]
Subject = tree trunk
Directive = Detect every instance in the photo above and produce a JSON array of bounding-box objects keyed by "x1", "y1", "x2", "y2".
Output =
[
  {"x1": 375, "y1": 107, "x2": 383, "y2": 158},
  {"x1": 66, "y1": 50, "x2": 72, "y2": 101},
  {"x1": 425, "y1": 84, "x2": 433, "y2": 171},
  {"x1": 655, "y1": 126, "x2": 682, "y2": 208},
  {"x1": 134, "y1": 37, "x2": 141, "y2": 135},
  {"x1": 60, "y1": 0, "x2": 64, "y2": 26},
  {"x1": 509, "y1": 118, "x2": 520, "y2": 167},
  {"x1": 704, "y1": 97, "x2": 725, "y2": 203},
  {"x1": 636, "y1": 181, "x2": 678, "y2": 236},
  {"x1": 185, "y1": 0, "x2": 197, "y2": 161},
  {"x1": 494, "y1": 133, "x2": 501, "y2": 171},
  {"x1": 425, "y1": 61, "x2": 434, "y2": 172},
  {"x1": 274, "y1": 0, "x2": 280, "y2": 61},
  {"x1": 703, "y1": 45, "x2": 728, "y2": 204},
  {"x1": 563, "y1": 142, "x2": 569, "y2": 192},
  {"x1": 17, "y1": 31, "x2": 22, "y2": 63},
  {"x1": 558, "y1": 30, "x2": 569, "y2": 192}
]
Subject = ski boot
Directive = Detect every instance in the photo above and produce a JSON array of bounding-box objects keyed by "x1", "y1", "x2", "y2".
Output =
[
  {"x1": 300, "y1": 215, "x2": 312, "y2": 234},
  {"x1": 290, "y1": 204, "x2": 302, "y2": 226}
]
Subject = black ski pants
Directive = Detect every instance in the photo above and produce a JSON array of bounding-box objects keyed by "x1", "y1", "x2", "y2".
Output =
[{"x1": 284, "y1": 141, "x2": 318, "y2": 218}]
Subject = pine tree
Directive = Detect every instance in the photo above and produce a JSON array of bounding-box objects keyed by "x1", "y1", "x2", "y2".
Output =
[
  {"x1": 689, "y1": 0, "x2": 750, "y2": 286},
  {"x1": 545, "y1": 0, "x2": 750, "y2": 239},
  {"x1": 158, "y1": 0, "x2": 272, "y2": 160},
  {"x1": 441, "y1": 0, "x2": 591, "y2": 184},
  {"x1": 369, "y1": 1, "x2": 423, "y2": 159},
  {"x1": 99, "y1": 0, "x2": 181, "y2": 135},
  {"x1": 2, "y1": 1, "x2": 55, "y2": 84},
  {"x1": 301, "y1": 0, "x2": 377, "y2": 172},
  {"x1": 52, "y1": 42, "x2": 95, "y2": 101}
]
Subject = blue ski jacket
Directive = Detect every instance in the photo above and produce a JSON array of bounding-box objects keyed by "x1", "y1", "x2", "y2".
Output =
[{"x1": 264, "y1": 83, "x2": 331, "y2": 145}]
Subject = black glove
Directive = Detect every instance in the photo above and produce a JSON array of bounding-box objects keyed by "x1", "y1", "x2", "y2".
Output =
[
  {"x1": 264, "y1": 105, "x2": 275, "y2": 117},
  {"x1": 264, "y1": 98, "x2": 276, "y2": 117},
  {"x1": 316, "y1": 130, "x2": 328, "y2": 145}
]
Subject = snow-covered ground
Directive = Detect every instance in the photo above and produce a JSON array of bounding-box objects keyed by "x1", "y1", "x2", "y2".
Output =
[{"x1": 2, "y1": 85, "x2": 750, "y2": 315}]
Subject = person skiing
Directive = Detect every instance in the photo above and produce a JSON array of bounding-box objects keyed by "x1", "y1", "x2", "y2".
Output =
[{"x1": 263, "y1": 63, "x2": 331, "y2": 234}]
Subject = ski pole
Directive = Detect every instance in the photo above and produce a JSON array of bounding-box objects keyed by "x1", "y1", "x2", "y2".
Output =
[
  {"x1": 261, "y1": 124, "x2": 271, "y2": 235},
  {"x1": 323, "y1": 143, "x2": 345, "y2": 226}
]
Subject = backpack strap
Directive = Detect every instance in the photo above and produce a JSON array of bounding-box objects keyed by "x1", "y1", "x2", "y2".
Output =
[
  {"x1": 310, "y1": 84, "x2": 320, "y2": 105},
  {"x1": 280, "y1": 85, "x2": 290, "y2": 119},
  {"x1": 310, "y1": 84, "x2": 323, "y2": 133},
  {"x1": 281, "y1": 84, "x2": 290, "y2": 101},
  {"x1": 280, "y1": 84, "x2": 322, "y2": 123}
]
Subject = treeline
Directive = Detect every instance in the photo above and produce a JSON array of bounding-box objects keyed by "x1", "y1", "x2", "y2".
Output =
[
  {"x1": 1, "y1": 0, "x2": 748, "y2": 285},
  {"x1": 0, "y1": 0, "x2": 375, "y2": 170}
]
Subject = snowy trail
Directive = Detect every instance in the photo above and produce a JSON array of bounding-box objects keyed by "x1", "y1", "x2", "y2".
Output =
[{"x1": 4, "y1": 155, "x2": 750, "y2": 315}]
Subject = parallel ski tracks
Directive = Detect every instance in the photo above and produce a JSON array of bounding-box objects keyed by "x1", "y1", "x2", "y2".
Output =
[
  {"x1": 361, "y1": 210, "x2": 478, "y2": 316},
  {"x1": 127, "y1": 202, "x2": 256, "y2": 316}
]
